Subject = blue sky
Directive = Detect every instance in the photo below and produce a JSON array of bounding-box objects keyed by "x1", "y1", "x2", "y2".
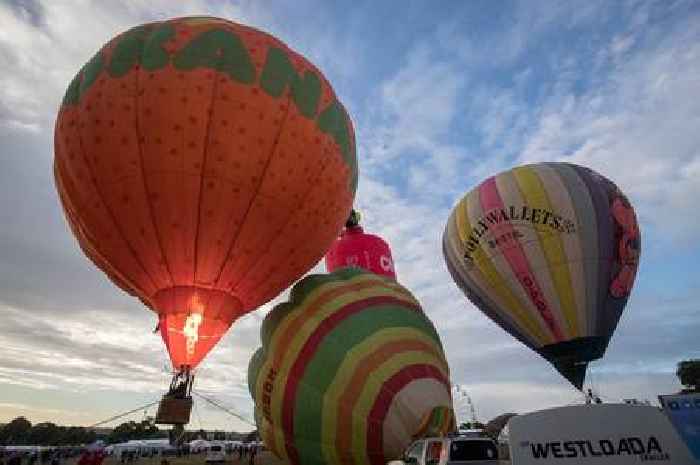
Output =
[{"x1": 1, "y1": 0, "x2": 699, "y2": 431}]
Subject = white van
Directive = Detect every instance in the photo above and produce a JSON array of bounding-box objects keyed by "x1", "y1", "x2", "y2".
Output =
[
  {"x1": 389, "y1": 435, "x2": 499, "y2": 465},
  {"x1": 205, "y1": 443, "x2": 225, "y2": 463}
]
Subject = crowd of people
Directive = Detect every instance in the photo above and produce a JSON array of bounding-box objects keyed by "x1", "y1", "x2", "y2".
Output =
[
  {"x1": 231, "y1": 443, "x2": 259, "y2": 464},
  {"x1": 0, "y1": 447, "x2": 93, "y2": 465},
  {"x1": 1, "y1": 442, "x2": 264, "y2": 465}
]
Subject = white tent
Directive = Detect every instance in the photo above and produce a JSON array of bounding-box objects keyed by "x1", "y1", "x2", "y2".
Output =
[
  {"x1": 109, "y1": 439, "x2": 174, "y2": 458},
  {"x1": 187, "y1": 439, "x2": 210, "y2": 453}
]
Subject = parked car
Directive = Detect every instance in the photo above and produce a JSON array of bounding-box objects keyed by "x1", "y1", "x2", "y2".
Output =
[
  {"x1": 388, "y1": 434, "x2": 500, "y2": 465},
  {"x1": 204, "y1": 444, "x2": 225, "y2": 463}
]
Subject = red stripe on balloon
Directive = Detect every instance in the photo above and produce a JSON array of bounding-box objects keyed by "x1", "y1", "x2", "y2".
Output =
[
  {"x1": 366, "y1": 364, "x2": 450, "y2": 465},
  {"x1": 282, "y1": 295, "x2": 421, "y2": 465},
  {"x1": 479, "y1": 176, "x2": 563, "y2": 341}
]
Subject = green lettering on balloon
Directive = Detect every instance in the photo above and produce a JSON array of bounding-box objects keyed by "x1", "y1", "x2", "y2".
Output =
[
  {"x1": 260, "y1": 47, "x2": 321, "y2": 119},
  {"x1": 62, "y1": 73, "x2": 81, "y2": 106},
  {"x1": 142, "y1": 23, "x2": 175, "y2": 71},
  {"x1": 173, "y1": 29, "x2": 255, "y2": 83},
  {"x1": 108, "y1": 25, "x2": 152, "y2": 77},
  {"x1": 318, "y1": 99, "x2": 357, "y2": 191},
  {"x1": 78, "y1": 51, "x2": 104, "y2": 99}
]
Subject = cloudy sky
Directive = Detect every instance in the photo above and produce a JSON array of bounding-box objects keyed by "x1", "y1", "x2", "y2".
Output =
[{"x1": 1, "y1": 0, "x2": 699, "y2": 432}]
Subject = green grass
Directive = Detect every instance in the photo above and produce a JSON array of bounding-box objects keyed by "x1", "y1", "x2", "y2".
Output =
[{"x1": 100, "y1": 452, "x2": 287, "y2": 465}]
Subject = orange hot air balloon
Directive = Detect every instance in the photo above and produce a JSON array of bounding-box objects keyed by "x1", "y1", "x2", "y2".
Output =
[{"x1": 53, "y1": 16, "x2": 357, "y2": 373}]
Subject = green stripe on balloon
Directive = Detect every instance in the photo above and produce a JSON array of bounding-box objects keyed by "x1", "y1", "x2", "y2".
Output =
[{"x1": 290, "y1": 305, "x2": 443, "y2": 465}]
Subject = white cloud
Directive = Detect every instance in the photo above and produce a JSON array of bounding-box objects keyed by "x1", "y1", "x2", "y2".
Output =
[
  {"x1": 516, "y1": 13, "x2": 700, "y2": 244},
  {"x1": 0, "y1": 1, "x2": 243, "y2": 131}
]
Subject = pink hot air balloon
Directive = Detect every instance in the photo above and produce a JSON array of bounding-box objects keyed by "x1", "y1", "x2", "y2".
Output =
[{"x1": 325, "y1": 210, "x2": 396, "y2": 279}]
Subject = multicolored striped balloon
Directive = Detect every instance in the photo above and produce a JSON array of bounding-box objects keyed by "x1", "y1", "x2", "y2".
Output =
[
  {"x1": 248, "y1": 268, "x2": 455, "y2": 465},
  {"x1": 443, "y1": 163, "x2": 641, "y2": 389}
]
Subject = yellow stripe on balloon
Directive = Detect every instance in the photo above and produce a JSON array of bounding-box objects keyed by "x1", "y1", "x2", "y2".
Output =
[
  {"x1": 454, "y1": 197, "x2": 471, "y2": 244},
  {"x1": 458, "y1": 192, "x2": 552, "y2": 345},
  {"x1": 445, "y1": 220, "x2": 542, "y2": 347},
  {"x1": 321, "y1": 328, "x2": 445, "y2": 464},
  {"x1": 532, "y1": 164, "x2": 588, "y2": 336},
  {"x1": 255, "y1": 273, "x2": 380, "y2": 459},
  {"x1": 511, "y1": 166, "x2": 580, "y2": 338},
  {"x1": 351, "y1": 351, "x2": 450, "y2": 465},
  {"x1": 256, "y1": 275, "x2": 415, "y2": 458},
  {"x1": 487, "y1": 170, "x2": 568, "y2": 342},
  {"x1": 253, "y1": 276, "x2": 347, "y2": 458}
]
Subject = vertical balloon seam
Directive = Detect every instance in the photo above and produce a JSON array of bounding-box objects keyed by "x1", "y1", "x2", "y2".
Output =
[
  {"x1": 320, "y1": 343, "x2": 443, "y2": 463},
  {"x1": 300, "y1": 319, "x2": 445, "y2": 463},
  {"x1": 595, "y1": 179, "x2": 636, "y2": 344},
  {"x1": 511, "y1": 165, "x2": 579, "y2": 338},
  {"x1": 266, "y1": 277, "x2": 410, "y2": 371},
  {"x1": 570, "y1": 164, "x2": 614, "y2": 339},
  {"x1": 566, "y1": 165, "x2": 599, "y2": 336},
  {"x1": 210, "y1": 94, "x2": 293, "y2": 294},
  {"x1": 258, "y1": 277, "x2": 411, "y2": 457},
  {"x1": 534, "y1": 163, "x2": 588, "y2": 337},
  {"x1": 241, "y1": 190, "x2": 353, "y2": 306},
  {"x1": 468, "y1": 181, "x2": 555, "y2": 345},
  {"x1": 73, "y1": 75, "x2": 162, "y2": 295},
  {"x1": 322, "y1": 330, "x2": 445, "y2": 464},
  {"x1": 228, "y1": 154, "x2": 348, "y2": 297},
  {"x1": 359, "y1": 357, "x2": 451, "y2": 464},
  {"x1": 466, "y1": 183, "x2": 557, "y2": 345},
  {"x1": 352, "y1": 359, "x2": 450, "y2": 465},
  {"x1": 54, "y1": 161, "x2": 140, "y2": 296},
  {"x1": 268, "y1": 304, "x2": 430, "y2": 460},
  {"x1": 132, "y1": 27, "x2": 175, "y2": 291},
  {"x1": 216, "y1": 34, "x2": 350, "y2": 292},
  {"x1": 58, "y1": 35, "x2": 159, "y2": 297},
  {"x1": 56, "y1": 107, "x2": 152, "y2": 299},
  {"x1": 485, "y1": 170, "x2": 567, "y2": 344},
  {"x1": 442, "y1": 223, "x2": 542, "y2": 348},
  {"x1": 190, "y1": 32, "x2": 237, "y2": 289},
  {"x1": 443, "y1": 245, "x2": 541, "y2": 350},
  {"x1": 479, "y1": 175, "x2": 565, "y2": 342},
  {"x1": 364, "y1": 364, "x2": 451, "y2": 465},
  {"x1": 455, "y1": 192, "x2": 549, "y2": 345},
  {"x1": 548, "y1": 162, "x2": 600, "y2": 337},
  {"x1": 510, "y1": 166, "x2": 573, "y2": 338},
  {"x1": 256, "y1": 276, "x2": 383, "y2": 456},
  {"x1": 489, "y1": 171, "x2": 567, "y2": 340}
]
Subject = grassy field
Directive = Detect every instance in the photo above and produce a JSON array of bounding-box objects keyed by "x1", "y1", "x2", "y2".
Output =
[
  {"x1": 101, "y1": 453, "x2": 286, "y2": 465},
  {"x1": 99, "y1": 453, "x2": 510, "y2": 465}
]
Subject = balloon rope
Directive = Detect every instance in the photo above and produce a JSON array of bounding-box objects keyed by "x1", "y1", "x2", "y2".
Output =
[
  {"x1": 88, "y1": 400, "x2": 160, "y2": 428},
  {"x1": 192, "y1": 391, "x2": 255, "y2": 427}
]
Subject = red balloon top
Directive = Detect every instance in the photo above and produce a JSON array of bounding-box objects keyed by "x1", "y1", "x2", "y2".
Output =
[{"x1": 325, "y1": 226, "x2": 396, "y2": 279}]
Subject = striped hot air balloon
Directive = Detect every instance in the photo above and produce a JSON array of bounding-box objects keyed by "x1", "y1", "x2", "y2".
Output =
[
  {"x1": 248, "y1": 268, "x2": 455, "y2": 465},
  {"x1": 443, "y1": 163, "x2": 641, "y2": 389}
]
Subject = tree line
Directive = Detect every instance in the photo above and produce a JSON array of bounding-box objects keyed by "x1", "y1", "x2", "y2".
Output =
[
  {"x1": 0, "y1": 417, "x2": 96, "y2": 446},
  {"x1": 0, "y1": 418, "x2": 167, "y2": 446}
]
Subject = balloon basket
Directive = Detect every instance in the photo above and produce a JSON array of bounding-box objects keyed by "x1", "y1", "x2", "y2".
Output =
[
  {"x1": 155, "y1": 395, "x2": 192, "y2": 425},
  {"x1": 155, "y1": 369, "x2": 194, "y2": 425}
]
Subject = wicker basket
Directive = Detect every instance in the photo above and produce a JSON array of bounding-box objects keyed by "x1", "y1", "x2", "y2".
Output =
[{"x1": 155, "y1": 395, "x2": 193, "y2": 425}]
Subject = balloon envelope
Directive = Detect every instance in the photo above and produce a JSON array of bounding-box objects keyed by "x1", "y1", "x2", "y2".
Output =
[
  {"x1": 54, "y1": 16, "x2": 357, "y2": 369},
  {"x1": 248, "y1": 268, "x2": 454, "y2": 465},
  {"x1": 325, "y1": 226, "x2": 396, "y2": 279},
  {"x1": 443, "y1": 163, "x2": 640, "y2": 389}
]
